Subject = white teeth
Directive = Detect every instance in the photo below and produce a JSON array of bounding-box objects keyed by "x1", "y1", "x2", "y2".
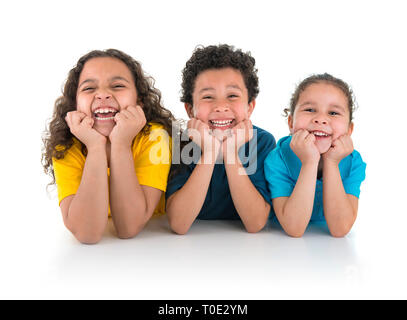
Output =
[
  {"x1": 313, "y1": 131, "x2": 329, "y2": 137},
  {"x1": 210, "y1": 120, "x2": 233, "y2": 127},
  {"x1": 94, "y1": 108, "x2": 117, "y2": 114},
  {"x1": 95, "y1": 116, "x2": 115, "y2": 121}
]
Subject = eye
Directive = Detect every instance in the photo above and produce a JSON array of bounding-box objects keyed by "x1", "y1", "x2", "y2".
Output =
[
  {"x1": 112, "y1": 84, "x2": 126, "y2": 89},
  {"x1": 228, "y1": 94, "x2": 239, "y2": 99},
  {"x1": 304, "y1": 108, "x2": 315, "y2": 112},
  {"x1": 82, "y1": 87, "x2": 95, "y2": 92},
  {"x1": 329, "y1": 111, "x2": 340, "y2": 116},
  {"x1": 202, "y1": 96, "x2": 213, "y2": 100}
]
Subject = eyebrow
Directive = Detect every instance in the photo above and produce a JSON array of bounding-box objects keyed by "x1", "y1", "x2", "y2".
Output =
[
  {"x1": 299, "y1": 101, "x2": 347, "y2": 111},
  {"x1": 78, "y1": 76, "x2": 131, "y2": 89},
  {"x1": 198, "y1": 85, "x2": 243, "y2": 94}
]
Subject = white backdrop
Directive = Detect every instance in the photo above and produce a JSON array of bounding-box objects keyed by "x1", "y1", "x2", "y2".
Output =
[{"x1": 1, "y1": 0, "x2": 406, "y2": 299}]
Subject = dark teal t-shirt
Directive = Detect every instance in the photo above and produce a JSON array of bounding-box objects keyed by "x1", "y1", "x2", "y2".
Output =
[{"x1": 166, "y1": 125, "x2": 276, "y2": 220}]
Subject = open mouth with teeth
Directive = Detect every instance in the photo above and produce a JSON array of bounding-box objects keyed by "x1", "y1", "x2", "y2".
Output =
[
  {"x1": 311, "y1": 130, "x2": 331, "y2": 138},
  {"x1": 209, "y1": 119, "x2": 235, "y2": 130},
  {"x1": 93, "y1": 107, "x2": 119, "y2": 121}
]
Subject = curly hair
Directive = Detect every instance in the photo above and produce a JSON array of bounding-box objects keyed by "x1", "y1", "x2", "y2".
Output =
[
  {"x1": 42, "y1": 48, "x2": 176, "y2": 185},
  {"x1": 284, "y1": 73, "x2": 357, "y2": 122},
  {"x1": 181, "y1": 44, "x2": 259, "y2": 105}
]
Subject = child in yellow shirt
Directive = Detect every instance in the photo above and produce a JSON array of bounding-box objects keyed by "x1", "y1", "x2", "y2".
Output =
[{"x1": 42, "y1": 49, "x2": 174, "y2": 244}]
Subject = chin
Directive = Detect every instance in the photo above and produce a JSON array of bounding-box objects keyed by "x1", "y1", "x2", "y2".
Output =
[
  {"x1": 94, "y1": 124, "x2": 114, "y2": 137},
  {"x1": 315, "y1": 140, "x2": 332, "y2": 154}
]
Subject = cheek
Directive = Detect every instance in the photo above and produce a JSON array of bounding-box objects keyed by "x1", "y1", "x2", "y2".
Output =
[
  {"x1": 193, "y1": 105, "x2": 208, "y2": 120},
  {"x1": 76, "y1": 95, "x2": 92, "y2": 114},
  {"x1": 332, "y1": 122, "x2": 351, "y2": 139},
  {"x1": 290, "y1": 117, "x2": 307, "y2": 133}
]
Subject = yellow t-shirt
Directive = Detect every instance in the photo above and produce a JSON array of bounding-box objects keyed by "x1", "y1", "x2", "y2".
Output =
[{"x1": 52, "y1": 123, "x2": 171, "y2": 216}]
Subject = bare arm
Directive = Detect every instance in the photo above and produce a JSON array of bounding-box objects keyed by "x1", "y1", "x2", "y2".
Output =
[
  {"x1": 109, "y1": 144, "x2": 162, "y2": 238},
  {"x1": 224, "y1": 154, "x2": 270, "y2": 233},
  {"x1": 322, "y1": 161, "x2": 358, "y2": 237},
  {"x1": 166, "y1": 118, "x2": 220, "y2": 235},
  {"x1": 272, "y1": 161, "x2": 318, "y2": 237},
  {"x1": 166, "y1": 159, "x2": 216, "y2": 235},
  {"x1": 272, "y1": 130, "x2": 321, "y2": 237},
  {"x1": 322, "y1": 134, "x2": 357, "y2": 237},
  {"x1": 61, "y1": 111, "x2": 109, "y2": 244},
  {"x1": 60, "y1": 144, "x2": 109, "y2": 244}
]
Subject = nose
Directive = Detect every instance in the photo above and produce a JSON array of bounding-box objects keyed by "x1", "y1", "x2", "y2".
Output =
[
  {"x1": 95, "y1": 89, "x2": 112, "y2": 101},
  {"x1": 214, "y1": 102, "x2": 230, "y2": 113},
  {"x1": 313, "y1": 114, "x2": 328, "y2": 125}
]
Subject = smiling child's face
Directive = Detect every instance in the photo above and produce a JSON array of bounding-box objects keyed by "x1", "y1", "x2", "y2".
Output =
[
  {"x1": 76, "y1": 57, "x2": 138, "y2": 137},
  {"x1": 186, "y1": 67, "x2": 255, "y2": 130},
  {"x1": 288, "y1": 82, "x2": 353, "y2": 154}
]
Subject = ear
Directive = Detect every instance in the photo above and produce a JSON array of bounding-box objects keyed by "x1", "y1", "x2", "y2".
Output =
[
  {"x1": 184, "y1": 103, "x2": 194, "y2": 119},
  {"x1": 287, "y1": 114, "x2": 294, "y2": 134},
  {"x1": 347, "y1": 122, "x2": 354, "y2": 136},
  {"x1": 246, "y1": 99, "x2": 256, "y2": 118}
]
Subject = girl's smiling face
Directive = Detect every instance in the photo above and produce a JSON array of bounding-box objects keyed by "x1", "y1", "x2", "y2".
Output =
[
  {"x1": 288, "y1": 82, "x2": 354, "y2": 154},
  {"x1": 186, "y1": 67, "x2": 255, "y2": 130},
  {"x1": 76, "y1": 57, "x2": 138, "y2": 137}
]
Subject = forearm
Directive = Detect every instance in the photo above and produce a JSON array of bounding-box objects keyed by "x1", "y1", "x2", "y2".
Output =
[
  {"x1": 224, "y1": 155, "x2": 270, "y2": 233},
  {"x1": 279, "y1": 162, "x2": 318, "y2": 236},
  {"x1": 109, "y1": 145, "x2": 149, "y2": 238},
  {"x1": 66, "y1": 145, "x2": 109, "y2": 241},
  {"x1": 166, "y1": 156, "x2": 215, "y2": 234},
  {"x1": 323, "y1": 161, "x2": 356, "y2": 237}
]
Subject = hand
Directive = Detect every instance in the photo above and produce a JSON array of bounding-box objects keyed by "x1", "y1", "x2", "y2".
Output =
[
  {"x1": 290, "y1": 129, "x2": 320, "y2": 165},
  {"x1": 187, "y1": 118, "x2": 222, "y2": 161},
  {"x1": 65, "y1": 111, "x2": 106, "y2": 148},
  {"x1": 322, "y1": 134, "x2": 353, "y2": 164},
  {"x1": 109, "y1": 105, "x2": 147, "y2": 148},
  {"x1": 222, "y1": 119, "x2": 253, "y2": 161}
]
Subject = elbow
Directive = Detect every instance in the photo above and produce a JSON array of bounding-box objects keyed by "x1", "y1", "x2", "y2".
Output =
[
  {"x1": 327, "y1": 218, "x2": 355, "y2": 238},
  {"x1": 74, "y1": 230, "x2": 103, "y2": 244},
  {"x1": 169, "y1": 221, "x2": 190, "y2": 235},
  {"x1": 167, "y1": 214, "x2": 190, "y2": 235},
  {"x1": 286, "y1": 229, "x2": 305, "y2": 238},
  {"x1": 116, "y1": 222, "x2": 146, "y2": 239},
  {"x1": 329, "y1": 225, "x2": 351, "y2": 238},
  {"x1": 66, "y1": 220, "x2": 106, "y2": 245},
  {"x1": 283, "y1": 224, "x2": 306, "y2": 238},
  {"x1": 245, "y1": 218, "x2": 267, "y2": 234}
]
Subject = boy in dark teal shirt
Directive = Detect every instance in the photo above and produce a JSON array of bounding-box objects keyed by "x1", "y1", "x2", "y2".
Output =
[{"x1": 166, "y1": 44, "x2": 276, "y2": 234}]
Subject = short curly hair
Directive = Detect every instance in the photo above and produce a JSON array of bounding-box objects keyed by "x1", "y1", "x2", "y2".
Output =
[{"x1": 181, "y1": 44, "x2": 259, "y2": 105}]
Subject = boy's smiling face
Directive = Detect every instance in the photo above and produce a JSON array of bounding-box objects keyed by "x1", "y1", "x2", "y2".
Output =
[
  {"x1": 288, "y1": 82, "x2": 353, "y2": 154},
  {"x1": 76, "y1": 57, "x2": 138, "y2": 137},
  {"x1": 186, "y1": 67, "x2": 255, "y2": 131}
]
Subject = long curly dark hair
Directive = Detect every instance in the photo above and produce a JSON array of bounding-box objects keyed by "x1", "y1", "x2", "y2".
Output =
[
  {"x1": 42, "y1": 49, "x2": 176, "y2": 185},
  {"x1": 181, "y1": 44, "x2": 259, "y2": 105}
]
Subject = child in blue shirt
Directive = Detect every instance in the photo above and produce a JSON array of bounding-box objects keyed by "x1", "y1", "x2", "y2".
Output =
[
  {"x1": 264, "y1": 73, "x2": 366, "y2": 237},
  {"x1": 166, "y1": 44, "x2": 276, "y2": 234}
]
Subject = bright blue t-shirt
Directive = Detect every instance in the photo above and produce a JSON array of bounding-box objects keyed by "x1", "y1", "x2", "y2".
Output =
[
  {"x1": 264, "y1": 135, "x2": 366, "y2": 222},
  {"x1": 166, "y1": 125, "x2": 276, "y2": 220}
]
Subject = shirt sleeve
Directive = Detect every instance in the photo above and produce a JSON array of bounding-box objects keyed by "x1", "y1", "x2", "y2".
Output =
[
  {"x1": 133, "y1": 126, "x2": 172, "y2": 192},
  {"x1": 245, "y1": 130, "x2": 276, "y2": 205},
  {"x1": 264, "y1": 148, "x2": 295, "y2": 199},
  {"x1": 342, "y1": 151, "x2": 366, "y2": 198},
  {"x1": 52, "y1": 145, "x2": 85, "y2": 205},
  {"x1": 165, "y1": 163, "x2": 192, "y2": 200}
]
